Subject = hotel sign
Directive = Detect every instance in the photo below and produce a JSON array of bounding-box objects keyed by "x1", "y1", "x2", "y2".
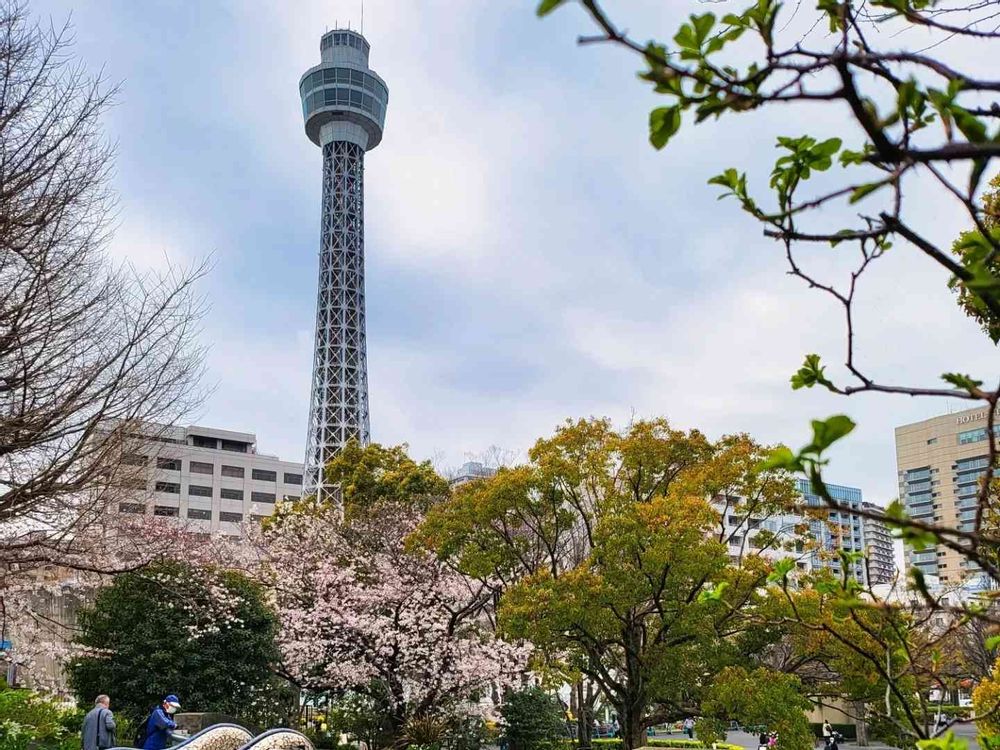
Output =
[{"x1": 957, "y1": 411, "x2": 988, "y2": 425}]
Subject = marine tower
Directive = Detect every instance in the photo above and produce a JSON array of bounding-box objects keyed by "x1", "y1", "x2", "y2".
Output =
[{"x1": 299, "y1": 29, "x2": 388, "y2": 494}]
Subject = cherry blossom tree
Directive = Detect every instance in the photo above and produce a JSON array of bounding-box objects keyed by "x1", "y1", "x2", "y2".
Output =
[{"x1": 259, "y1": 505, "x2": 529, "y2": 744}]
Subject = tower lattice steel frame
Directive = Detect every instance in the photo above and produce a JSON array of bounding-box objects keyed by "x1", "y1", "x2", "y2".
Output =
[{"x1": 299, "y1": 29, "x2": 388, "y2": 495}]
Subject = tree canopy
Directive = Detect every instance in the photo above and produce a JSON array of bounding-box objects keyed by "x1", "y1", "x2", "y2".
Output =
[
  {"x1": 68, "y1": 560, "x2": 283, "y2": 723},
  {"x1": 415, "y1": 418, "x2": 798, "y2": 750}
]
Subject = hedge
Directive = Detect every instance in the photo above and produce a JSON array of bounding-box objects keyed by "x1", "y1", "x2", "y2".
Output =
[
  {"x1": 934, "y1": 706, "x2": 973, "y2": 717},
  {"x1": 577, "y1": 740, "x2": 741, "y2": 750}
]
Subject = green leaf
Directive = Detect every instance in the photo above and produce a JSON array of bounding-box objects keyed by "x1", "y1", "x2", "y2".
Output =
[
  {"x1": 986, "y1": 635, "x2": 1000, "y2": 652},
  {"x1": 692, "y1": 13, "x2": 716, "y2": 44},
  {"x1": 839, "y1": 145, "x2": 873, "y2": 166},
  {"x1": 970, "y1": 156, "x2": 990, "y2": 197},
  {"x1": 809, "y1": 415, "x2": 856, "y2": 453},
  {"x1": 916, "y1": 731, "x2": 970, "y2": 750},
  {"x1": 813, "y1": 137, "x2": 842, "y2": 158},
  {"x1": 767, "y1": 557, "x2": 796, "y2": 584},
  {"x1": 849, "y1": 181, "x2": 885, "y2": 204},
  {"x1": 760, "y1": 446, "x2": 801, "y2": 472},
  {"x1": 536, "y1": 0, "x2": 566, "y2": 17},
  {"x1": 708, "y1": 168, "x2": 741, "y2": 190},
  {"x1": 697, "y1": 581, "x2": 730, "y2": 602},
  {"x1": 814, "y1": 579, "x2": 839, "y2": 595},
  {"x1": 884, "y1": 499, "x2": 907, "y2": 523},
  {"x1": 898, "y1": 525, "x2": 941, "y2": 552},
  {"x1": 941, "y1": 372, "x2": 984, "y2": 394},
  {"x1": 649, "y1": 106, "x2": 682, "y2": 150},
  {"x1": 673, "y1": 23, "x2": 697, "y2": 51},
  {"x1": 791, "y1": 353, "x2": 836, "y2": 391},
  {"x1": 954, "y1": 108, "x2": 988, "y2": 143}
]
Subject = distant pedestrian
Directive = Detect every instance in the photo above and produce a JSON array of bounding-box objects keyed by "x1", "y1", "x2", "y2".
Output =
[
  {"x1": 822, "y1": 721, "x2": 833, "y2": 741},
  {"x1": 611, "y1": 716, "x2": 620, "y2": 739},
  {"x1": 683, "y1": 718, "x2": 695, "y2": 739},
  {"x1": 82, "y1": 695, "x2": 116, "y2": 750},
  {"x1": 758, "y1": 731, "x2": 769, "y2": 750},
  {"x1": 768, "y1": 732, "x2": 778, "y2": 749},
  {"x1": 139, "y1": 695, "x2": 181, "y2": 750}
]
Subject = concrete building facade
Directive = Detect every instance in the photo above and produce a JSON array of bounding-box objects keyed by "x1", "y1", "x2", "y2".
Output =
[
  {"x1": 895, "y1": 406, "x2": 996, "y2": 584},
  {"x1": 862, "y1": 501, "x2": 896, "y2": 585},
  {"x1": 117, "y1": 424, "x2": 304, "y2": 534}
]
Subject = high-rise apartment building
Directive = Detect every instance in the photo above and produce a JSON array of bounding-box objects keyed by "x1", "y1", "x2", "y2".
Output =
[
  {"x1": 716, "y1": 480, "x2": 869, "y2": 582},
  {"x1": 895, "y1": 406, "x2": 996, "y2": 584},
  {"x1": 862, "y1": 501, "x2": 896, "y2": 585},
  {"x1": 717, "y1": 501, "x2": 808, "y2": 569},
  {"x1": 797, "y1": 479, "x2": 868, "y2": 584},
  {"x1": 299, "y1": 29, "x2": 389, "y2": 495},
  {"x1": 116, "y1": 424, "x2": 304, "y2": 534}
]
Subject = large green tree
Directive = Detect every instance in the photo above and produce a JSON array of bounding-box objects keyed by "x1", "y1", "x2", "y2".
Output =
[
  {"x1": 415, "y1": 418, "x2": 798, "y2": 750},
  {"x1": 68, "y1": 560, "x2": 283, "y2": 723}
]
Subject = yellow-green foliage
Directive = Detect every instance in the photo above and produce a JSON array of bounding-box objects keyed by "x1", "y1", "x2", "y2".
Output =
[{"x1": 974, "y1": 659, "x2": 1000, "y2": 737}]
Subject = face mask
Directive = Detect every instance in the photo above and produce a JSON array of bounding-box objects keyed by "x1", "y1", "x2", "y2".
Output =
[{"x1": 166, "y1": 706, "x2": 177, "y2": 715}]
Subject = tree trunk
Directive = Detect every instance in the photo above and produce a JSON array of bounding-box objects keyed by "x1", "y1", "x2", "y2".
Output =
[
  {"x1": 622, "y1": 712, "x2": 645, "y2": 750},
  {"x1": 575, "y1": 681, "x2": 593, "y2": 750},
  {"x1": 613, "y1": 691, "x2": 647, "y2": 750},
  {"x1": 852, "y1": 701, "x2": 869, "y2": 747},
  {"x1": 620, "y1": 620, "x2": 648, "y2": 750}
]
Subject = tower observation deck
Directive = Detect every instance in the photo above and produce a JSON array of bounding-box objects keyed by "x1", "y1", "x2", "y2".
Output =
[{"x1": 299, "y1": 29, "x2": 388, "y2": 495}]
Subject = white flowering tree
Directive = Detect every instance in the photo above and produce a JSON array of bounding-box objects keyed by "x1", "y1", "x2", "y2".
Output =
[{"x1": 261, "y1": 506, "x2": 529, "y2": 742}]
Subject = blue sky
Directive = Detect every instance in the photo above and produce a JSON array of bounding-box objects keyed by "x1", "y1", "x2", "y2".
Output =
[{"x1": 30, "y1": 1, "x2": 998, "y2": 501}]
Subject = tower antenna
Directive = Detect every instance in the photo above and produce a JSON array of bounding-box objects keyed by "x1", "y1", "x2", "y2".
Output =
[{"x1": 361, "y1": 0, "x2": 364, "y2": 35}]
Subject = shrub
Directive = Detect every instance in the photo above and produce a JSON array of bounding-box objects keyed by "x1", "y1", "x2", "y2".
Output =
[
  {"x1": 694, "y1": 719, "x2": 727, "y2": 747},
  {"x1": 975, "y1": 665, "x2": 1000, "y2": 738},
  {"x1": 501, "y1": 687, "x2": 567, "y2": 750},
  {"x1": 0, "y1": 685, "x2": 83, "y2": 750},
  {"x1": 576, "y1": 740, "x2": 741, "y2": 750}
]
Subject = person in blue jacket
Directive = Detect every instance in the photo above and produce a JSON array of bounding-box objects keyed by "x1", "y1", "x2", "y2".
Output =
[{"x1": 142, "y1": 695, "x2": 181, "y2": 750}]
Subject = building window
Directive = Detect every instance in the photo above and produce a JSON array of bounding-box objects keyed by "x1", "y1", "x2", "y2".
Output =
[
  {"x1": 188, "y1": 485, "x2": 212, "y2": 498},
  {"x1": 156, "y1": 457, "x2": 181, "y2": 471},
  {"x1": 252, "y1": 469, "x2": 277, "y2": 482},
  {"x1": 153, "y1": 505, "x2": 179, "y2": 517},
  {"x1": 187, "y1": 508, "x2": 212, "y2": 520},
  {"x1": 283, "y1": 472, "x2": 303, "y2": 485},
  {"x1": 251, "y1": 492, "x2": 276, "y2": 504},
  {"x1": 927, "y1": 437, "x2": 938, "y2": 445},
  {"x1": 220, "y1": 511, "x2": 243, "y2": 523},
  {"x1": 122, "y1": 453, "x2": 147, "y2": 466},
  {"x1": 119, "y1": 502, "x2": 145, "y2": 514},
  {"x1": 191, "y1": 435, "x2": 218, "y2": 449},
  {"x1": 155, "y1": 481, "x2": 180, "y2": 494},
  {"x1": 221, "y1": 440, "x2": 249, "y2": 453},
  {"x1": 221, "y1": 465, "x2": 244, "y2": 478},
  {"x1": 283, "y1": 495, "x2": 300, "y2": 502},
  {"x1": 190, "y1": 461, "x2": 214, "y2": 475},
  {"x1": 220, "y1": 488, "x2": 243, "y2": 501}
]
